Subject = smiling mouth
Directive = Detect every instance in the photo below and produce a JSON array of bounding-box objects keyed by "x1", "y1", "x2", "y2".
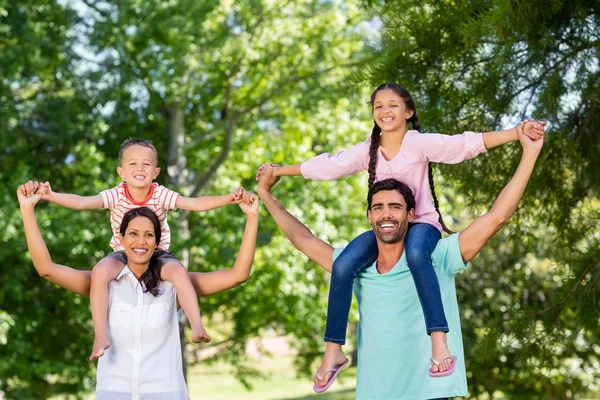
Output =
[
  {"x1": 134, "y1": 175, "x2": 146, "y2": 180},
  {"x1": 132, "y1": 248, "x2": 148, "y2": 255},
  {"x1": 378, "y1": 221, "x2": 398, "y2": 232},
  {"x1": 381, "y1": 117, "x2": 393, "y2": 122}
]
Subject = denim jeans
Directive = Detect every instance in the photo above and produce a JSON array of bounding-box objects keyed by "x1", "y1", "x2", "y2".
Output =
[{"x1": 323, "y1": 223, "x2": 447, "y2": 344}]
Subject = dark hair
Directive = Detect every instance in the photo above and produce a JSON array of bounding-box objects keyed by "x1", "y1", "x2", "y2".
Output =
[
  {"x1": 118, "y1": 138, "x2": 158, "y2": 165},
  {"x1": 367, "y1": 82, "x2": 453, "y2": 234},
  {"x1": 367, "y1": 178, "x2": 416, "y2": 214},
  {"x1": 120, "y1": 207, "x2": 163, "y2": 296}
]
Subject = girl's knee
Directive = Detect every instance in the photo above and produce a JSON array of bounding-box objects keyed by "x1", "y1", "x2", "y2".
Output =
[{"x1": 405, "y1": 247, "x2": 432, "y2": 267}]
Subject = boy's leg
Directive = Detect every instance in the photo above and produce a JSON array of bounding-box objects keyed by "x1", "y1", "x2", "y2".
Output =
[
  {"x1": 161, "y1": 261, "x2": 210, "y2": 343},
  {"x1": 90, "y1": 253, "x2": 126, "y2": 360},
  {"x1": 315, "y1": 230, "x2": 377, "y2": 390},
  {"x1": 405, "y1": 223, "x2": 452, "y2": 373}
]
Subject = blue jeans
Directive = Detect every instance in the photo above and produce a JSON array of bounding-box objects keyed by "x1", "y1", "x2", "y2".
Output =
[{"x1": 324, "y1": 223, "x2": 447, "y2": 344}]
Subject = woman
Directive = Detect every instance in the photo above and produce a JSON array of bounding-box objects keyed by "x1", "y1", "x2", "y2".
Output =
[{"x1": 17, "y1": 181, "x2": 259, "y2": 399}]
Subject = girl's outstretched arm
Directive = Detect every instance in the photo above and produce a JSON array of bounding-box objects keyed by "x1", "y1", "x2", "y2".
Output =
[
  {"x1": 188, "y1": 192, "x2": 259, "y2": 296},
  {"x1": 482, "y1": 120, "x2": 545, "y2": 150},
  {"x1": 256, "y1": 164, "x2": 301, "y2": 180},
  {"x1": 18, "y1": 182, "x2": 92, "y2": 296}
]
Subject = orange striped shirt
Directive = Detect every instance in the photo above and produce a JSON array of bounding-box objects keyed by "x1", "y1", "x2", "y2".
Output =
[{"x1": 100, "y1": 182, "x2": 179, "y2": 251}]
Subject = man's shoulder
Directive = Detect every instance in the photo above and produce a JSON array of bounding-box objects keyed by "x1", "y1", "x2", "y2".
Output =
[{"x1": 432, "y1": 233, "x2": 467, "y2": 275}]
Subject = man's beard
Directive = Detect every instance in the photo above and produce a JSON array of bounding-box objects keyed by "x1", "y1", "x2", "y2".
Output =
[{"x1": 370, "y1": 218, "x2": 409, "y2": 244}]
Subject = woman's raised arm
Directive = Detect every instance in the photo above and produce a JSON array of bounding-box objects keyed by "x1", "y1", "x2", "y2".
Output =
[{"x1": 18, "y1": 182, "x2": 92, "y2": 296}]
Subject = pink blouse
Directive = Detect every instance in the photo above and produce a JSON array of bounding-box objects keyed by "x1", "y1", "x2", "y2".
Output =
[{"x1": 300, "y1": 130, "x2": 487, "y2": 232}]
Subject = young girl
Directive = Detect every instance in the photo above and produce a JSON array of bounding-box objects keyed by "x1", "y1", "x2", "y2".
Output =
[{"x1": 256, "y1": 83, "x2": 545, "y2": 390}]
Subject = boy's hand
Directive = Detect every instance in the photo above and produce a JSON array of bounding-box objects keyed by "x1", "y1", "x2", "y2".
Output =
[
  {"x1": 238, "y1": 192, "x2": 259, "y2": 216},
  {"x1": 520, "y1": 119, "x2": 546, "y2": 140},
  {"x1": 229, "y1": 186, "x2": 245, "y2": 204},
  {"x1": 17, "y1": 181, "x2": 43, "y2": 208}
]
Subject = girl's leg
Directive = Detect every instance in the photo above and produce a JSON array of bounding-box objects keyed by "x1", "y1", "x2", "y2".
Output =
[
  {"x1": 315, "y1": 230, "x2": 377, "y2": 389},
  {"x1": 89, "y1": 254, "x2": 126, "y2": 360},
  {"x1": 161, "y1": 261, "x2": 210, "y2": 343},
  {"x1": 405, "y1": 223, "x2": 452, "y2": 373}
]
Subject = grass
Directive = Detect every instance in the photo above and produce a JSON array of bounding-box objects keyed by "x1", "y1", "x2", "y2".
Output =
[
  {"x1": 187, "y1": 340, "x2": 357, "y2": 400},
  {"x1": 49, "y1": 335, "x2": 357, "y2": 400}
]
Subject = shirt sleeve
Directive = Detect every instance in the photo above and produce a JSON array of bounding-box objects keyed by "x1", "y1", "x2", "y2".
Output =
[
  {"x1": 432, "y1": 233, "x2": 468, "y2": 276},
  {"x1": 156, "y1": 185, "x2": 180, "y2": 210},
  {"x1": 412, "y1": 131, "x2": 487, "y2": 164},
  {"x1": 100, "y1": 185, "x2": 120, "y2": 209},
  {"x1": 300, "y1": 139, "x2": 370, "y2": 180}
]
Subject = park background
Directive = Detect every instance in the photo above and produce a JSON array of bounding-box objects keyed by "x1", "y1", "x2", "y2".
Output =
[{"x1": 0, "y1": 0, "x2": 598, "y2": 399}]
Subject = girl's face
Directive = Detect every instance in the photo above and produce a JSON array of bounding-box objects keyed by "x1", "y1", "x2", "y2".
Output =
[
  {"x1": 372, "y1": 89, "x2": 414, "y2": 133},
  {"x1": 119, "y1": 216, "x2": 158, "y2": 266}
]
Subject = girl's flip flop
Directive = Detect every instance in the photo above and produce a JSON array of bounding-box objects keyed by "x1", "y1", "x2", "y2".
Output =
[
  {"x1": 313, "y1": 357, "x2": 350, "y2": 393},
  {"x1": 428, "y1": 355, "x2": 457, "y2": 377}
]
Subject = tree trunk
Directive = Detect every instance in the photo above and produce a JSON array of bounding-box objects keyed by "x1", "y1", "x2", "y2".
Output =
[{"x1": 162, "y1": 103, "x2": 191, "y2": 380}]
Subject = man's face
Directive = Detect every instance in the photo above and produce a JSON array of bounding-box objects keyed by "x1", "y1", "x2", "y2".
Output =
[{"x1": 367, "y1": 189, "x2": 414, "y2": 244}]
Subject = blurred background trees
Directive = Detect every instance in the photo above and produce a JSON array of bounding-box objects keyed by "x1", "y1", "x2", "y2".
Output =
[{"x1": 1, "y1": 0, "x2": 598, "y2": 398}]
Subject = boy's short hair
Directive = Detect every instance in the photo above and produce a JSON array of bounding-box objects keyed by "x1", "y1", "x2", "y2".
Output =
[
  {"x1": 118, "y1": 138, "x2": 158, "y2": 165},
  {"x1": 367, "y1": 179, "x2": 416, "y2": 213}
]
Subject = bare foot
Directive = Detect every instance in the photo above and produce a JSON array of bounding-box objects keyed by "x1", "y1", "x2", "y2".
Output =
[
  {"x1": 89, "y1": 336, "x2": 111, "y2": 361},
  {"x1": 313, "y1": 343, "x2": 348, "y2": 389},
  {"x1": 430, "y1": 331, "x2": 452, "y2": 372},
  {"x1": 191, "y1": 325, "x2": 211, "y2": 343}
]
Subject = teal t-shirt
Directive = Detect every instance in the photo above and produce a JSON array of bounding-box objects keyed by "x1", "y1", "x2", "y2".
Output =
[{"x1": 336, "y1": 233, "x2": 468, "y2": 400}]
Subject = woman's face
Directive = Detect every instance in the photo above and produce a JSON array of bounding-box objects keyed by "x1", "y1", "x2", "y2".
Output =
[
  {"x1": 120, "y1": 216, "x2": 158, "y2": 266},
  {"x1": 372, "y1": 89, "x2": 414, "y2": 132}
]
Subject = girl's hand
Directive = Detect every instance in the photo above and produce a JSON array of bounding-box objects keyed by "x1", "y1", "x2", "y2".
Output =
[
  {"x1": 17, "y1": 181, "x2": 43, "y2": 208},
  {"x1": 40, "y1": 181, "x2": 54, "y2": 201},
  {"x1": 238, "y1": 192, "x2": 259, "y2": 216},
  {"x1": 256, "y1": 163, "x2": 280, "y2": 181},
  {"x1": 521, "y1": 119, "x2": 546, "y2": 140}
]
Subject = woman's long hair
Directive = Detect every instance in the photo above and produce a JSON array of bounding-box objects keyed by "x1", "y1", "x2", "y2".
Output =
[
  {"x1": 367, "y1": 82, "x2": 453, "y2": 234},
  {"x1": 120, "y1": 207, "x2": 163, "y2": 296}
]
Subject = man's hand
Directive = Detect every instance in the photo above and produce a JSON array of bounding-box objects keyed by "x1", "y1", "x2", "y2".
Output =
[
  {"x1": 517, "y1": 121, "x2": 544, "y2": 155},
  {"x1": 17, "y1": 181, "x2": 43, "y2": 208},
  {"x1": 521, "y1": 119, "x2": 546, "y2": 141},
  {"x1": 257, "y1": 164, "x2": 281, "y2": 193}
]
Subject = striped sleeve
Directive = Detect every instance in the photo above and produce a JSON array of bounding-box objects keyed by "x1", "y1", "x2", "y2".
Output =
[
  {"x1": 100, "y1": 185, "x2": 121, "y2": 209},
  {"x1": 156, "y1": 185, "x2": 180, "y2": 210}
]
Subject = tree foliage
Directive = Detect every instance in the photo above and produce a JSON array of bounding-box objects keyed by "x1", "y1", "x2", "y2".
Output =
[
  {"x1": 0, "y1": 0, "x2": 375, "y2": 397},
  {"x1": 364, "y1": 0, "x2": 599, "y2": 397}
]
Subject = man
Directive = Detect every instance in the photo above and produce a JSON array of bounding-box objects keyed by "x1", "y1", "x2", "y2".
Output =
[{"x1": 256, "y1": 126, "x2": 542, "y2": 400}]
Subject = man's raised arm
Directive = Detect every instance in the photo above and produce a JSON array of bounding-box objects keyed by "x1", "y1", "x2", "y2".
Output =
[
  {"x1": 257, "y1": 166, "x2": 335, "y2": 273},
  {"x1": 459, "y1": 125, "x2": 544, "y2": 262}
]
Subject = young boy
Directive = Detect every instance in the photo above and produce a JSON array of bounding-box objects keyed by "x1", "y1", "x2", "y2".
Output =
[{"x1": 39, "y1": 138, "x2": 245, "y2": 360}]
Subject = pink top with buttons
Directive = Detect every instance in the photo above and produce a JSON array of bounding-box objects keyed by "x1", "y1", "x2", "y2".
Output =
[{"x1": 300, "y1": 130, "x2": 487, "y2": 232}]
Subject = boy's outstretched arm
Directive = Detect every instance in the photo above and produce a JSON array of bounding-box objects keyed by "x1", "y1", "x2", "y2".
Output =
[
  {"x1": 41, "y1": 181, "x2": 103, "y2": 210},
  {"x1": 176, "y1": 186, "x2": 245, "y2": 212},
  {"x1": 188, "y1": 191, "x2": 259, "y2": 296},
  {"x1": 459, "y1": 127, "x2": 543, "y2": 262},
  {"x1": 18, "y1": 183, "x2": 92, "y2": 296}
]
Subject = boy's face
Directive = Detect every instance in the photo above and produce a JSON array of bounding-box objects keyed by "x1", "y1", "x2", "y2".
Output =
[{"x1": 117, "y1": 145, "x2": 160, "y2": 189}]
